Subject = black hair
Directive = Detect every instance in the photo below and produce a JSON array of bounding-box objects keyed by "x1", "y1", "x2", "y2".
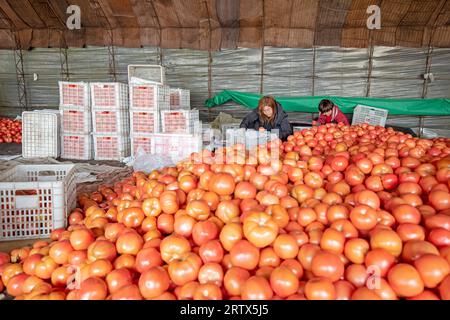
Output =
[{"x1": 318, "y1": 99, "x2": 334, "y2": 113}]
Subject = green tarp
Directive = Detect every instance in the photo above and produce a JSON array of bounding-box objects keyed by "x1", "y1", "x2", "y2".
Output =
[{"x1": 205, "y1": 90, "x2": 450, "y2": 116}]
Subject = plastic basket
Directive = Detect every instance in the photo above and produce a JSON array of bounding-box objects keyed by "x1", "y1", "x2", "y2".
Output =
[
  {"x1": 128, "y1": 65, "x2": 166, "y2": 85},
  {"x1": 151, "y1": 133, "x2": 202, "y2": 163},
  {"x1": 293, "y1": 126, "x2": 311, "y2": 132},
  {"x1": 0, "y1": 164, "x2": 76, "y2": 240},
  {"x1": 352, "y1": 105, "x2": 389, "y2": 127},
  {"x1": 92, "y1": 109, "x2": 130, "y2": 134},
  {"x1": 131, "y1": 134, "x2": 153, "y2": 157},
  {"x1": 59, "y1": 81, "x2": 89, "y2": 107},
  {"x1": 129, "y1": 84, "x2": 170, "y2": 111},
  {"x1": 60, "y1": 105, "x2": 91, "y2": 134},
  {"x1": 221, "y1": 123, "x2": 241, "y2": 139},
  {"x1": 93, "y1": 134, "x2": 130, "y2": 161},
  {"x1": 22, "y1": 110, "x2": 60, "y2": 159},
  {"x1": 90, "y1": 82, "x2": 128, "y2": 109},
  {"x1": 161, "y1": 109, "x2": 200, "y2": 134},
  {"x1": 130, "y1": 110, "x2": 159, "y2": 134},
  {"x1": 169, "y1": 88, "x2": 190, "y2": 110},
  {"x1": 61, "y1": 134, "x2": 92, "y2": 160}
]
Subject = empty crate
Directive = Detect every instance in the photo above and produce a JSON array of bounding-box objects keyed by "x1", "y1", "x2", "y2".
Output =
[
  {"x1": 61, "y1": 134, "x2": 92, "y2": 160},
  {"x1": 130, "y1": 110, "x2": 159, "y2": 134},
  {"x1": 60, "y1": 106, "x2": 91, "y2": 134},
  {"x1": 59, "y1": 81, "x2": 89, "y2": 108},
  {"x1": 22, "y1": 110, "x2": 60, "y2": 158},
  {"x1": 128, "y1": 65, "x2": 166, "y2": 85},
  {"x1": 0, "y1": 164, "x2": 76, "y2": 240},
  {"x1": 170, "y1": 88, "x2": 190, "y2": 109},
  {"x1": 352, "y1": 105, "x2": 389, "y2": 127},
  {"x1": 93, "y1": 134, "x2": 130, "y2": 161},
  {"x1": 92, "y1": 109, "x2": 130, "y2": 134},
  {"x1": 90, "y1": 82, "x2": 128, "y2": 109},
  {"x1": 161, "y1": 109, "x2": 200, "y2": 134},
  {"x1": 129, "y1": 84, "x2": 170, "y2": 110}
]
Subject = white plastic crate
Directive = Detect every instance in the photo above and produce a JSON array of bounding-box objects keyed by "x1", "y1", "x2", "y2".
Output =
[
  {"x1": 90, "y1": 82, "x2": 128, "y2": 109},
  {"x1": 60, "y1": 105, "x2": 91, "y2": 134},
  {"x1": 352, "y1": 105, "x2": 389, "y2": 127},
  {"x1": 93, "y1": 134, "x2": 130, "y2": 161},
  {"x1": 221, "y1": 123, "x2": 241, "y2": 139},
  {"x1": 131, "y1": 134, "x2": 153, "y2": 157},
  {"x1": 151, "y1": 133, "x2": 202, "y2": 163},
  {"x1": 293, "y1": 126, "x2": 311, "y2": 132},
  {"x1": 129, "y1": 83, "x2": 170, "y2": 111},
  {"x1": 22, "y1": 110, "x2": 60, "y2": 159},
  {"x1": 128, "y1": 65, "x2": 166, "y2": 85},
  {"x1": 161, "y1": 109, "x2": 200, "y2": 134},
  {"x1": 59, "y1": 81, "x2": 89, "y2": 108},
  {"x1": 130, "y1": 110, "x2": 159, "y2": 134},
  {"x1": 61, "y1": 134, "x2": 92, "y2": 160},
  {"x1": 92, "y1": 109, "x2": 130, "y2": 134},
  {"x1": 0, "y1": 164, "x2": 76, "y2": 240},
  {"x1": 170, "y1": 88, "x2": 190, "y2": 110}
]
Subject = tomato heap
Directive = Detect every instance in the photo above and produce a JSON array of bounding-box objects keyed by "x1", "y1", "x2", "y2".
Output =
[
  {"x1": 0, "y1": 117, "x2": 22, "y2": 144},
  {"x1": 0, "y1": 123, "x2": 449, "y2": 300}
]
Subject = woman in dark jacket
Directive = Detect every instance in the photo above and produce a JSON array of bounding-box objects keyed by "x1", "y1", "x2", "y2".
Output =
[{"x1": 240, "y1": 96, "x2": 293, "y2": 140}]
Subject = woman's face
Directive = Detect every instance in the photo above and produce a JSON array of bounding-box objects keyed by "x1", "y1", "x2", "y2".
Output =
[
  {"x1": 262, "y1": 105, "x2": 274, "y2": 117},
  {"x1": 323, "y1": 110, "x2": 332, "y2": 116}
]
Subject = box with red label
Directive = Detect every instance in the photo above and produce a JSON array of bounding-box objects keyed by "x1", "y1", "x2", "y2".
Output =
[
  {"x1": 61, "y1": 134, "x2": 92, "y2": 160},
  {"x1": 59, "y1": 81, "x2": 89, "y2": 108},
  {"x1": 60, "y1": 105, "x2": 91, "y2": 134},
  {"x1": 131, "y1": 134, "x2": 153, "y2": 157},
  {"x1": 92, "y1": 109, "x2": 130, "y2": 134},
  {"x1": 93, "y1": 134, "x2": 130, "y2": 161},
  {"x1": 169, "y1": 88, "x2": 190, "y2": 110},
  {"x1": 130, "y1": 110, "x2": 159, "y2": 134},
  {"x1": 129, "y1": 83, "x2": 170, "y2": 111},
  {"x1": 160, "y1": 109, "x2": 200, "y2": 134},
  {"x1": 90, "y1": 82, "x2": 128, "y2": 109}
]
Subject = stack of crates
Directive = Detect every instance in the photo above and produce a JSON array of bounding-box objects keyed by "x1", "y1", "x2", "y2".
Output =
[
  {"x1": 91, "y1": 82, "x2": 130, "y2": 161},
  {"x1": 169, "y1": 88, "x2": 190, "y2": 110},
  {"x1": 59, "y1": 81, "x2": 92, "y2": 160},
  {"x1": 129, "y1": 82, "x2": 170, "y2": 157}
]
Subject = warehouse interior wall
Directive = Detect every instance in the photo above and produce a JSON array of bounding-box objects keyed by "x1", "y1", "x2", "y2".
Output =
[{"x1": 0, "y1": 45, "x2": 449, "y2": 136}]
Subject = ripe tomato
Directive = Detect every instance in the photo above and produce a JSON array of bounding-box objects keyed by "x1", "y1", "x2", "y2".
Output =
[
  {"x1": 241, "y1": 276, "x2": 273, "y2": 300},
  {"x1": 223, "y1": 267, "x2": 250, "y2": 296},
  {"x1": 387, "y1": 264, "x2": 424, "y2": 297},
  {"x1": 413, "y1": 254, "x2": 450, "y2": 288},
  {"x1": 229, "y1": 240, "x2": 260, "y2": 270},
  {"x1": 311, "y1": 251, "x2": 344, "y2": 282},
  {"x1": 243, "y1": 212, "x2": 278, "y2": 248},
  {"x1": 138, "y1": 266, "x2": 170, "y2": 299},
  {"x1": 370, "y1": 228, "x2": 403, "y2": 257},
  {"x1": 209, "y1": 173, "x2": 236, "y2": 196},
  {"x1": 304, "y1": 278, "x2": 336, "y2": 300}
]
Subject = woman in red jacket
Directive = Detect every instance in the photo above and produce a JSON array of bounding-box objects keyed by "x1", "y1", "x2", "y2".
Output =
[{"x1": 316, "y1": 99, "x2": 349, "y2": 125}]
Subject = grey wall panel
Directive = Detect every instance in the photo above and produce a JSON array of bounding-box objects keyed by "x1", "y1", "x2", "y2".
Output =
[
  {"x1": 212, "y1": 48, "x2": 261, "y2": 96},
  {"x1": 314, "y1": 47, "x2": 369, "y2": 97},
  {"x1": 263, "y1": 47, "x2": 313, "y2": 96},
  {"x1": 68, "y1": 47, "x2": 110, "y2": 82},
  {"x1": 162, "y1": 49, "x2": 209, "y2": 108},
  {"x1": 22, "y1": 48, "x2": 61, "y2": 109},
  {"x1": 0, "y1": 50, "x2": 19, "y2": 111},
  {"x1": 370, "y1": 47, "x2": 426, "y2": 98},
  {"x1": 427, "y1": 48, "x2": 450, "y2": 98}
]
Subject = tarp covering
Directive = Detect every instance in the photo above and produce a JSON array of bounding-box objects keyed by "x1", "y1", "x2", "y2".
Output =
[{"x1": 205, "y1": 90, "x2": 450, "y2": 116}]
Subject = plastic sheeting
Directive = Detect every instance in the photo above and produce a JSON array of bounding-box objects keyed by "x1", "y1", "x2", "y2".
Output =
[
  {"x1": 370, "y1": 47, "x2": 427, "y2": 98},
  {"x1": 263, "y1": 47, "x2": 313, "y2": 96},
  {"x1": 0, "y1": 45, "x2": 449, "y2": 135},
  {"x1": 314, "y1": 47, "x2": 369, "y2": 97}
]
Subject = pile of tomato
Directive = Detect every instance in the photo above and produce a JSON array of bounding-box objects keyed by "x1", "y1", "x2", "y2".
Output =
[
  {"x1": 0, "y1": 117, "x2": 22, "y2": 144},
  {"x1": 0, "y1": 123, "x2": 449, "y2": 300}
]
